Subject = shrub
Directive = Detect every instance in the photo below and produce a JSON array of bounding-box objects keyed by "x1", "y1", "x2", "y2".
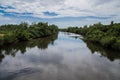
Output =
[
  {"x1": 112, "y1": 38, "x2": 120, "y2": 50},
  {"x1": 4, "y1": 33, "x2": 17, "y2": 44},
  {"x1": 16, "y1": 30, "x2": 30, "y2": 41},
  {"x1": 100, "y1": 36, "x2": 116, "y2": 47},
  {"x1": 0, "y1": 36, "x2": 4, "y2": 45}
]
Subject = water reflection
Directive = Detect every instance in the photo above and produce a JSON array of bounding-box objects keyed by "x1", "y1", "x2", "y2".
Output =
[
  {"x1": 0, "y1": 32, "x2": 120, "y2": 80},
  {"x1": 0, "y1": 33, "x2": 58, "y2": 63},
  {"x1": 85, "y1": 41, "x2": 120, "y2": 61},
  {"x1": 69, "y1": 34, "x2": 120, "y2": 62}
]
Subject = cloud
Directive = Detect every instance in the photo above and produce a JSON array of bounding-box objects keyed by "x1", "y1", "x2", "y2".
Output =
[
  {"x1": 0, "y1": 15, "x2": 11, "y2": 21},
  {"x1": 0, "y1": 15, "x2": 13, "y2": 24},
  {"x1": 0, "y1": 0, "x2": 119, "y2": 18},
  {"x1": 0, "y1": 0, "x2": 120, "y2": 27}
]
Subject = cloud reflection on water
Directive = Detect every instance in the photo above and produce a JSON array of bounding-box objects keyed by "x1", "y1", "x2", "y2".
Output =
[{"x1": 0, "y1": 32, "x2": 120, "y2": 80}]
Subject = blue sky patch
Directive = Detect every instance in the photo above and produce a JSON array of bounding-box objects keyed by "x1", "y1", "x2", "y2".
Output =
[
  {"x1": 0, "y1": 5, "x2": 15, "y2": 9},
  {"x1": 43, "y1": 12, "x2": 58, "y2": 16}
]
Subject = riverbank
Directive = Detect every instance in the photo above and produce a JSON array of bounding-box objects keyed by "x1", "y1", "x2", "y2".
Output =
[
  {"x1": 0, "y1": 22, "x2": 58, "y2": 46},
  {"x1": 60, "y1": 21, "x2": 120, "y2": 51}
]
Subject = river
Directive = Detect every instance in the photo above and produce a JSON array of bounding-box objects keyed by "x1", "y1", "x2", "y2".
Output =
[{"x1": 0, "y1": 32, "x2": 120, "y2": 80}]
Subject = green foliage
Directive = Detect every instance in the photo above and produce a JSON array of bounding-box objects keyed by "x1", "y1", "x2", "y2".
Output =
[
  {"x1": 112, "y1": 38, "x2": 120, "y2": 50},
  {"x1": 4, "y1": 33, "x2": 17, "y2": 44},
  {"x1": 100, "y1": 36, "x2": 116, "y2": 47},
  {"x1": 15, "y1": 30, "x2": 30, "y2": 41},
  {"x1": 0, "y1": 22, "x2": 58, "y2": 45},
  {"x1": 85, "y1": 30, "x2": 105, "y2": 42},
  {"x1": 0, "y1": 36, "x2": 4, "y2": 45},
  {"x1": 61, "y1": 22, "x2": 120, "y2": 50}
]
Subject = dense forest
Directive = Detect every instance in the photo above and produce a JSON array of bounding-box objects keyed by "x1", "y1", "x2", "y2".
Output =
[
  {"x1": 60, "y1": 21, "x2": 120, "y2": 51},
  {"x1": 0, "y1": 22, "x2": 58, "y2": 45}
]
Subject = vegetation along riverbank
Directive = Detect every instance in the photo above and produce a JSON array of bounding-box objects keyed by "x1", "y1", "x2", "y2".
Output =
[
  {"x1": 60, "y1": 21, "x2": 120, "y2": 51},
  {"x1": 0, "y1": 22, "x2": 58, "y2": 46}
]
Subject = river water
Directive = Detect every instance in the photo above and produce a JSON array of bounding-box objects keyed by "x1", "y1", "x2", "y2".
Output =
[{"x1": 0, "y1": 32, "x2": 120, "y2": 80}]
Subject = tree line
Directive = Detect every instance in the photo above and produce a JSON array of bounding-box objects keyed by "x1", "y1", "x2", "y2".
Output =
[
  {"x1": 0, "y1": 22, "x2": 58, "y2": 45},
  {"x1": 60, "y1": 21, "x2": 120, "y2": 51}
]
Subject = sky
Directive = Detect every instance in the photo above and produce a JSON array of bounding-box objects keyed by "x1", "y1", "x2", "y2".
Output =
[{"x1": 0, "y1": 0, "x2": 120, "y2": 28}]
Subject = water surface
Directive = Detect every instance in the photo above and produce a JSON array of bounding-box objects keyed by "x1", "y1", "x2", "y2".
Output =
[{"x1": 0, "y1": 32, "x2": 120, "y2": 80}]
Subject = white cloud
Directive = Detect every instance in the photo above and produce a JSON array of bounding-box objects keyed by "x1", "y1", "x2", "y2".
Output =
[
  {"x1": 0, "y1": 0, "x2": 120, "y2": 27},
  {"x1": 0, "y1": 15, "x2": 18, "y2": 25},
  {"x1": 0, "y1": 15, "x2": 11, "y2": 21},
  {"x1": 0, "y1": 0, "x2": 120, "y2": 18}
]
